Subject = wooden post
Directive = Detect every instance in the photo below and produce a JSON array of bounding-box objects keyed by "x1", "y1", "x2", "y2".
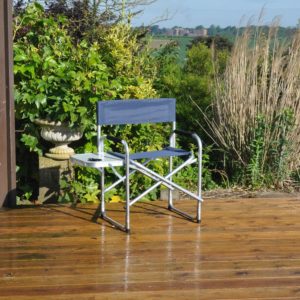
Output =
[{"x1": 0, "y1": 0, "x2": 16, "y2": 207}]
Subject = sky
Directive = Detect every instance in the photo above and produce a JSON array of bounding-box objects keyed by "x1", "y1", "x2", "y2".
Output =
[{"x1": 132, "y1": 0, "x2": 300, "y2": 28}]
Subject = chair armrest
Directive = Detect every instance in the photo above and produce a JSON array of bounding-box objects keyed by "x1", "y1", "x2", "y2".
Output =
[
  {"x1": 174, "y1": 129, "x2": 195, "y2": 138},
  {"x1": 106, "y1": 135, "x2": 123, "y2": 144},
  {"x1": 101, "y1": 135, "x2": 130, "y2": 161},
  {"x1": 171, "y1": 129, "x2": 202, "y2": 153}
]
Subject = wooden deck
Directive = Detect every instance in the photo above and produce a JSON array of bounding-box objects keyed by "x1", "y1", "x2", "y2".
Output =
[{"x1": 1, "y1": 198, "x2": 300, "y2": 299}]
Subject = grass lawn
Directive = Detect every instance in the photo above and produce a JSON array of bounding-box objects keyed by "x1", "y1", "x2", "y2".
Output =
[{"x1": 150, "y1": 35, "x2": 193, "y2": 63}]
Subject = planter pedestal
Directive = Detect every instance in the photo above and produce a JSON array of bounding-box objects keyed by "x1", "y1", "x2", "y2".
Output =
[
  {"x1": 38, "y1": 156, "x2": 72, "y2": 203},
  {"x1": 34, "y1": 120, "x2": 82, "y2": 202}
]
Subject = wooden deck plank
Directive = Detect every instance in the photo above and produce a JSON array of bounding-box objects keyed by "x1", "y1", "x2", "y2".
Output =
[
  {"x1": 0, "y1": 288, "x2": 300, "y2": 300},
  {"x1": 1, "y1": 198, "x2": 300, "y2": 299}
]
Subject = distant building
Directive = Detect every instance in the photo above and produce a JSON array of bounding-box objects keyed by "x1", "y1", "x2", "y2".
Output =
[
  {"x1": 190, "y1": 28, "x2": 208, "y2": 37},
  {"x1": 165, "y1": 27, "x2": 208, "y2": 37}
]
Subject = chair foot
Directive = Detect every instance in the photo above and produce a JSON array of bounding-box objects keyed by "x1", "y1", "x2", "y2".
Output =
[
  {"x1": 125, "y1": 228, "x2": 131, "y2": 234},
  {"x1": 168, "y1": 204, "x2": 173, "y2": 210},
  {"x1": 168, "y1": 205, "x2": 195, "y2": 222},
  {"x1": 197, "y1": 219, "x2": 201, "y2": 224},
  {"x1": 91, "y1": 215, "x2": 98, "y2": 223}
]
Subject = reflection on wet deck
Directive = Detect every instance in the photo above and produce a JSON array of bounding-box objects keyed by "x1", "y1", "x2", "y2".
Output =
[{"x1": 1, "y1": 198, "x2": 300, "y2": 299}]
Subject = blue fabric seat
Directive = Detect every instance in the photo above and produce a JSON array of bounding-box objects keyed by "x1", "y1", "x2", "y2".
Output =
[{"x1": 110, "y1": 147, "x2": 191, "y2": 160}]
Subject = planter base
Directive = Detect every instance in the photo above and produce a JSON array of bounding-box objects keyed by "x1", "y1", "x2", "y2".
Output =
[
  {"x1": 45, "y1": 145, "x2": 75, "y2": 160},
  {"x1": 45, "y1": 152, "x2": 74, "y2": 160}
]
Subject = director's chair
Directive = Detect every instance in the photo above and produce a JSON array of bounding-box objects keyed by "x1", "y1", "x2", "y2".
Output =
[{"x1": 71, "y1": 98, "x2": 203, "y2": 233}]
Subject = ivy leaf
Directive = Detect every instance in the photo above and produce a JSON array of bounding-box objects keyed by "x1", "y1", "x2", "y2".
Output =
[
  {"x1": 14, "y1": 53, "x2": 28, "y2": 62},
  {"x1": 62, "y1": 101, "x2": 74, "y2": 113},
  {"x1": 20, "y1": 134, "x2": 42, "y2": 155},
  {"x1": 77, "y1": 106, "x2": 87, "y2": 116},
  {"x1": 35, "y1": 94, "x2": 47, "y2": 109}
]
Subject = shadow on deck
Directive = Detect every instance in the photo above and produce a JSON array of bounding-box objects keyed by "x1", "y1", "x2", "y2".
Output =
[{"x1": 1, "y1": 198, "x2": 300, "y2": 299}]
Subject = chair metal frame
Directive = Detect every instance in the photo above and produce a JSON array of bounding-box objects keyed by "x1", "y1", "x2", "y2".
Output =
[
  {"x1": 93, "y1": 98, "x2": 203, "y2": 233},
  {"x1": 71, "y1": 98, "x2": 203, "y2": 233}
]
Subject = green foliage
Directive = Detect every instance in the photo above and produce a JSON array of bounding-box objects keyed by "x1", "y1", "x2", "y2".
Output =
[
  {"x1": 189, "y1": 35, "x2": 233, "y2": 51},
  {"x1": 152, "y1": 41, "x2": 181, "y2": 95},
  {"x1": 98, "y1": 23, "x2": 157, "y2": 99},
  {"x1": 185, "y1": 43, "x2": 214, "y2": 76},
  {"x1": 155, "y1": 41, "x2": 229, "y2": 134},
  {"x1": 271, "y1": 109, "x2": 295, "y2": 186},
  {"x1": 206, "y1": 24, "x2": 300, "y2": 190},
  {"x1": 151, "y1": 35, "x2": 193, "y2": 63},
  {"x1": 14, "y1": 3, "x2": 109, "y2": 129},
  {"x1": 180, "y1": 43, "x2": 215, "y2": 113},
  {"x1": 246, "y1": 110, "x2": 295, "y2": 188},
  {"x1": 14, "y1": 2, "x2": 159, "y2": 203},
  {"x1": 173, "y1": 149, "x2": 217, "y2": 191},
  {"x1": 59, "y1": 169, "x2": 100, "y2": 203},
  {"x1": 15, "y1": 3, "x2": 222, "y2": 203},
  {"x1": 152, "y1": 40, "x2": 226, "y2": 190},
  {"x1": 247, "y1": 115, "x2": 267, "y2": 187},
  {"x1": 227, "y1": 110, "x2": 296, "y2": 190},
  {"x1": 20, "y1": 133, "x2": 42, "y2": 155}
]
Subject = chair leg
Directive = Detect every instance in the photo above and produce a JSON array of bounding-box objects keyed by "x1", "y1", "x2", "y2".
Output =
[
  {"x1": 197, "y1": 201, "x2": 201, "y2": 223},
  {"x1": 125, "y1": 158, "x2": 130, "y2": 233},
  {"x1": 125, "y1": 205, "x2": 130, "y2": 234},
  {"x1": 168, "y1": 156, "x2": 173, "y2": 210},
  {"x1": 167, "y1": 153, "x2": 203, "y2": 223},
  {"x1": 197, "y1": 160, "x2": 202, "y2": 223},
  {"x1": 100, "y1": 168, "x2": 106, "y2": 217},
  {"x1": 197, "y1": 145, "x2": 202, "y2": 223},
  {"x1": 97, "y1": 161, "x2": 131, "y2": 233}
]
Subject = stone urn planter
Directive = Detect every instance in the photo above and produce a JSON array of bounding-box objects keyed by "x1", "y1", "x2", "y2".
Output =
[{"x1": 35, "y1": 119, "x2": 83, "y2": 160}]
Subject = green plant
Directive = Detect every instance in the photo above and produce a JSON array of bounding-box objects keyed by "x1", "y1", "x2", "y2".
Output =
[
  {"x1": 189, "y1": 35, "x2": 233, "y2": 52},
  {"x1": 14, "y1": 3, "x2": 109, "y2": 130},
  {"x1": 268, "y1": 109, "x2": 295, "y2": 187},
  {"x1": 248, "y1": 115, "x2": 266, "y2": 188},
  {"x1": 173, "y1": 149, "x2": 217, "y2": 191},
  {"x1": 98, "y1": 22, "x2": 157, "y2": 99},
  {"x1": 14, "y1": 3, "x2": 160, "y2": 203},
  {"x1": 152, "y1": 40, "x2": 220, "y2": 190},
  {"x1": 201, "y1": 20, "x2": 300, "y2": 189},
  {"x1": 247, "y1": 110, "x2": 295, "y2": 188},
  {"x1": 14, "y1": 2, "x2": 220, "y2": 203},
  {"x1": 59, "y1": 170, "x2": 100, "y2": 203}
]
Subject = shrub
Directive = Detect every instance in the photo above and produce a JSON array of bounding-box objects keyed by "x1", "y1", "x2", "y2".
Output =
[
  {"x1": 14, "y1": 2, "x2": 164, "y2": 202},
  {"x1": 153, "y1": 42, "x2": 219, "y2": 190},
  {"x1": 201, "y1": 21, "x2": 300, "y2": 188},
  {"x1": 14, "y1": 3, "x2": 110, "y2": 130}
]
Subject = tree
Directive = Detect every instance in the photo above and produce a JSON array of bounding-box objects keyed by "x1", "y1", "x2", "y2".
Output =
[
  {"x1": 195, "y1": 25, "x2": 204, "y2": 30},
  {"x1": 14, "y1": 0, "x2": 157, "y2": 41},
  {"x1": 189, "y1": 35, "x2": 233, "y2": 52},
  {"x1": 208, "y1": 24, "x2": 221, "y2": 36}
]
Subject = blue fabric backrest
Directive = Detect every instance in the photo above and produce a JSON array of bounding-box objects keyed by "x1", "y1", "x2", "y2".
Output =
[{"x1": 97, "y1": 98, "x2": 176, "y2": 125}]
